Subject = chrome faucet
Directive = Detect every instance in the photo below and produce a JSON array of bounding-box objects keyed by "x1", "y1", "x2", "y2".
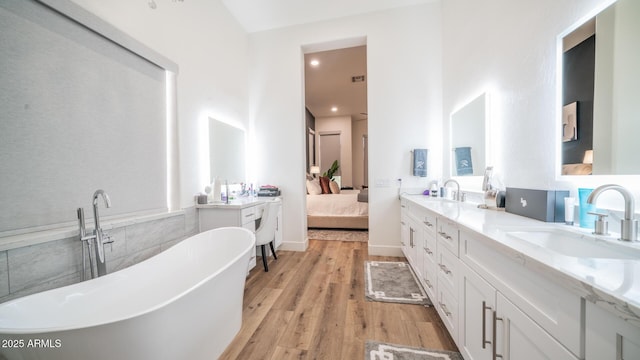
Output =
[
  {"x1": 92, "y1": 190, "x2": 112, "y2": 276},
  {"x1": 587, "y1": 184, "x2": 638, "y2": 242},
  {"x1": 77, "y1": 189, "x2": 113, "y2": 280},
  {"x1": 443, "y1": 179, "x2": 461, "y2": 201}
]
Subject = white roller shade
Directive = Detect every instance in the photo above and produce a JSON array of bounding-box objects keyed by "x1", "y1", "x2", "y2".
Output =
[{"x1": 0, "y1": 0, "x2": 172, "y2": 233}]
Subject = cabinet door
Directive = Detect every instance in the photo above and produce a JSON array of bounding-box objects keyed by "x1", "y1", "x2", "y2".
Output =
[
  {"x1": 400, "y1": 213, "x2": 410, "y2": 260},
  {"x1": 437, "y1": 285, "x2": 459, "y2": 342},
  {"x1": 496, "y1": 293, "x2": 578, "y2": 360},
  {"x1": 421, "y1": 229, "x2": 438, "y2": 301},
  {"x1": 275, "y1": 204, "x2": 283, "y2": 248},
  {"x1": 459, "y1": 263, "x2": 495, "y2": 360},
  {"x1": 421, "y1": 254, "x2": 437, "y2": 302},
  {"x1": 586, "y1": 301, "x2": 640, "y2": 360}
]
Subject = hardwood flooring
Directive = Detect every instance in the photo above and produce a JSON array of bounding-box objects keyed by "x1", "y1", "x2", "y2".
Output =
[{"x1": 219, "y1": 239, "x2": 457, "y2": 360}]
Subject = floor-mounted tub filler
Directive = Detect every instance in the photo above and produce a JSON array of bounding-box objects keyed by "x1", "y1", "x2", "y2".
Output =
[{"x1": 0, "y1": 227, "x2": 255, "y2": 360}]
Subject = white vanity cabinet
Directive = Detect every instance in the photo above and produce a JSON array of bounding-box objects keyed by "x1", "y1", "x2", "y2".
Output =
[
  {"x1": 435, "y1": 216, "x2": 460, "y2": 341},
  {"x1": 420, "y1": 211, "x2": 438, "y2": 302},
  {"x1": 400, "y1": 199, "x2": 423, "y2": 276},
  {"x1": 459, "y1": 262, "x2": 495, "y2": 360},
  {"x1": 197, "y1": 198, "x2": 284, "y2": 273},
  {"x1": 586, "y1": 301, "x2": 640, "y2": 359},
  {"x1": 459, "y1": 229, "x2": 582, "y2": 359},
  {"x1": 400, "y1": 200, "x2": 412, "y2": 262},
  {"x1": 459, "y1": 262, "x2": 578, "y2": 360},
  {"x1": 400, "y1": 196, "x2": 588, "y2": 360}
]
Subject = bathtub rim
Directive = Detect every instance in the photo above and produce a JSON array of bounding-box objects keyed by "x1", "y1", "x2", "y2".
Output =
[{"x1": 0, "y1": 227, "x2": 255, "y2": 335}]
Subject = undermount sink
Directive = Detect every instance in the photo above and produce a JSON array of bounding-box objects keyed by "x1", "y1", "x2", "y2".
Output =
[{"x1": 505, "y1": 228, "x2": 640, "y2": 260}]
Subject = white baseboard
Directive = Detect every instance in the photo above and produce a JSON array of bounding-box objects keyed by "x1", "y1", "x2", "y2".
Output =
[
  {"x1": 368, "y1": 244, "x2": 403, "y2": 257},
  {"x1": 279, "y1": 238, "x2": 308, "y2": 252}
]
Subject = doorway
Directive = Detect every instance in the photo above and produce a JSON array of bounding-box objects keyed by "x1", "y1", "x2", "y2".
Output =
[{"x1": 303, "y1": 41, "x2": 369, "y2": 234}]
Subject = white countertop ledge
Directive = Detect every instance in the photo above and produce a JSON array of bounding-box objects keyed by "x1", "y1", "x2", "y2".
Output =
[
  {"x1": 402, "y1": 194, "x2": 640, "y2": 326},
  {"x1": 0, "y1": 210, "x2": 186, "y2": 252}
]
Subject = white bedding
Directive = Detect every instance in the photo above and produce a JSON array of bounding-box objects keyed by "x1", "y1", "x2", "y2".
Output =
[{"x1": 306, "y1": 192, "x2": 369, "y2": 217}]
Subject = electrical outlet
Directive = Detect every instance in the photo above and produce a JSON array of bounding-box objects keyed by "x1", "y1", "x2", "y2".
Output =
[{"x1": 375, "y1": 178, "x2": 390, "y2": 188}]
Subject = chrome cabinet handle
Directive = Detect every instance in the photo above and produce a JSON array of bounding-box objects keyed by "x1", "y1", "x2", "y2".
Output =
[
  {"x1": 482, "y1": 301, "x2": 492, "y2": 349},
  {"x1": 493, "y1": 311, "x2": 504, "y2": 360},
  {"x1": 439, "y1": 263, "x2": 452, "y2": 275},
  {"x1": 410, "y1": 228, "x2": 415, "y2": 247},
  {"x1": 423, "y1": 220, "x2": 433, "y2": 227},
  {"x1": 439, "y1": 302, "x2": 452, "y2": 316},
  {"x1": 424, "y1": 247, "x2": 433, "y2": 255},
  {"x1": 425, "y1": 279, "x2": 433, "y2": 289}
]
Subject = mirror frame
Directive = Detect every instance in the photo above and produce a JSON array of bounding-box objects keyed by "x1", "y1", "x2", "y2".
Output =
[
  {"x1": 555, "y1": 0, "x2": 628, "y2": 179},
  {"x1": 207, "y1": 117, "x2": 247, "y2": 185},
  {"x1": 449, "y1": 91, "x2": 492, "y2": 191}
]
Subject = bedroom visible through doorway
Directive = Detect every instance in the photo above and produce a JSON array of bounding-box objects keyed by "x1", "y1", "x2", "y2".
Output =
[{"x1": 303, "y1": 42, "x2": 369, "y2": 235}]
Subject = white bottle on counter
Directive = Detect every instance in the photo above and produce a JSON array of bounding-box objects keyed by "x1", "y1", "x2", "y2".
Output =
[{"x1": 430, "y1": 183, "x2": 438, "y2": 197}]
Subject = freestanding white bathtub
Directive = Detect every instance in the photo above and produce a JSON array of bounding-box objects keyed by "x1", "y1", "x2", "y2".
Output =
[{"x1": 0, "y1": 227, "x2": 255, "y2": 360}]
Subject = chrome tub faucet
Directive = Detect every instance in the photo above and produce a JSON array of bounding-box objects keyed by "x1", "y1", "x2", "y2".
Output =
[{"x1": 77, "y1": 189, "x2": 113, "y2": 280}]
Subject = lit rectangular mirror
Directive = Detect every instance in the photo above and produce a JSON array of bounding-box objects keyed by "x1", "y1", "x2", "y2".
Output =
[
  {"x1": 559, "y1": 0, "x2": 640, "y2": 175},
  {"x1": 450, "y1": 92, "x2": 487, "y2": 177},
  {"x1": 209, "y1": 118, "x2": 246, "y2": 183}
]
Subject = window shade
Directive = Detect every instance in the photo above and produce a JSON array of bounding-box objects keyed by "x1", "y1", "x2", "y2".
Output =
[{"x1": 0, "y1": 0, "x2": 169, "y2": 233}]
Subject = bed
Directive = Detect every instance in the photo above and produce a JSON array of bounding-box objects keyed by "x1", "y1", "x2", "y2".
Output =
[{"x1": 306, "y1": 189, "x2": 369, "y2": 229}]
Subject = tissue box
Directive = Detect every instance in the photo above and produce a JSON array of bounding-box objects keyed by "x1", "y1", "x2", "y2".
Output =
[{"x1": 505, "y1": 188, "x2": 570, "y2": 222}]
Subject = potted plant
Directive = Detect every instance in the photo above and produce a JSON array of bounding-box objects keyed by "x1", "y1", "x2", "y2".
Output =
[{"x1": 322, "y1": 160, "x2": 340, "y2": 180}]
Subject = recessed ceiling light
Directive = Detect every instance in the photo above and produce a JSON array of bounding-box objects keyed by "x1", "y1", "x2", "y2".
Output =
[
  {"x1": 331, "y1": 106, "x2": 338, "y2": 112},
  {"x1": 310, "y1": 59, "x2": 319, "y2": 67}
]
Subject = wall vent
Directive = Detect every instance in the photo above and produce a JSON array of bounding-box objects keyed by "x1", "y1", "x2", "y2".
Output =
[{"x1": 351, "y1": 75, "x2": 366, "y2": 83}]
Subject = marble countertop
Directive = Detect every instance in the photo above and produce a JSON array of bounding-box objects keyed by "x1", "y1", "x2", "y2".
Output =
[
  {"x1": 195, "y1": 197, "x2": 267, "y2": 210},
  {"x1": 402, "y1": 194, "x2": 640, "y2": 326}
]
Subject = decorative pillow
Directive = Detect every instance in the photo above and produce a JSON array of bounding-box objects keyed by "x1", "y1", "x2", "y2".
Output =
[
  {"x1": 329, "y1": 181, "x2": 340, "y2": 194},
  {"x1": 319, "y1": 176, "x2": 331, "y2": 194},
  {"x1": 306, "y1": 179, "x2": 322, "y2": 195}
]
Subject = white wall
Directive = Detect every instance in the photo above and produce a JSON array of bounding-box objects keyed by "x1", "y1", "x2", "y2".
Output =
[
  {"x1": 315, "y1": 115, "x2": 353, "y2": 187},
  {"x1": 70, "y1": 0, "x2": 250, "y2": 209},
  {"x1": 249, "y1": 3, "x2": 443, "y2": 254},
  {"x1": 442, "y1": 0, "x2": 640, "y2": 214}
]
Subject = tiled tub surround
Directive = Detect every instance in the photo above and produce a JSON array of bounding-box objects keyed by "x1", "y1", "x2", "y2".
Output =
[
  {"x1": 401, "y1": 195, "x2": 640, "y2": 359},
  {"x1": 0, "y1": 208, "x2": 198, "y2": 303}
]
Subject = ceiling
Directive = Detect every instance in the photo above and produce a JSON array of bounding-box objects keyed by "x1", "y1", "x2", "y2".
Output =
[
  {"x1": 220, "y1": 0, "x2": 434, "y2": 122},
  {"x1": 221, "y1": 0, "x2": 435, "y2": 33},
  {"x1": 304, "y1": 46, "x2": 367, "y2": 120}
]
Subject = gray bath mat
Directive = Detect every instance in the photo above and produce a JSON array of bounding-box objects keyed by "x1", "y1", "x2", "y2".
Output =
[
  {"x1": 365, "y1": 341, "x2": 463, "y2": 360},
  {"x1": 364, "y1": 261, "x2": 431, "y2": 305}
]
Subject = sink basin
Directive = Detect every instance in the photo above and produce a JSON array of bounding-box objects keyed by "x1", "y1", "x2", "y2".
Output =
[{"x1": 505, "y1": 229, "x2": 640, "y2": 260}]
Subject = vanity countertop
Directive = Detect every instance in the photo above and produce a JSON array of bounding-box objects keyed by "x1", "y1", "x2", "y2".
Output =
[
  {"x1": 402, "y1": 194, "x2": 640, "y2": 326},
  {"x1": 195, "y1": 197, "x2": 267, "y2": 210}
]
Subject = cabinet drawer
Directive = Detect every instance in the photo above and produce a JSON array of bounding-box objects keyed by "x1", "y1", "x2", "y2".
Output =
[
  {"x1": 240, "y1": 207, "x2": 256, "y2": 225},
  {"x1": 437, "y1": 218, "x2": 459, "y2": 256},
  {"x1": 422, "y1": 231, "x2": 437, "y2": 263},
  {"x1": 412, "y1": 206, "x2": 437, "y2": 235},
  {"x1": 422, "y1": 255, "x2": 437, "y2": 301},
  {"x1": 437, "y1": 285, "x2": 459, "y2": 341},
  {"x1": 437, "y1": 247, "x2": 458, "y2": 295}
]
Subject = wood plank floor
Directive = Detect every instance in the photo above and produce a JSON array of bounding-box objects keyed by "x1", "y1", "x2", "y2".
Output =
[{"x1": 219, "y1": 240, "x2": 458, "y2": 360}]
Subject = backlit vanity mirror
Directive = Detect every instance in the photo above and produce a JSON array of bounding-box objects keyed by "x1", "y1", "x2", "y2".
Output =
[
  {"x1": 450, "y1": 92, "x2": 487, "y2": 177},
  {"x1": 209, "y1": 118, "x2": 246, "y2": 183},
  {"x1": 560, "y1": 0, "x2": 640, "y2": 175}
]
